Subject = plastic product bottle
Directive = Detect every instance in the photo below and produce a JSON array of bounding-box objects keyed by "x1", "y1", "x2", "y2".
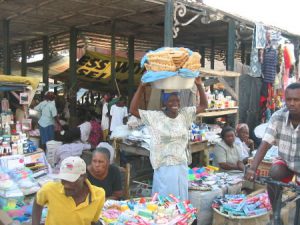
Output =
[
  {"x1": 4, "y1": 123, "x2": 11, "y2": 135},
  {"x1": 16, "y1": 121, "x2": 21, "y2": 133}
]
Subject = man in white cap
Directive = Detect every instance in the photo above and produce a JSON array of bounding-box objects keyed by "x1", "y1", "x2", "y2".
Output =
[{"x1": 32, "y1": 156, "x2": 105, "y2": 225}]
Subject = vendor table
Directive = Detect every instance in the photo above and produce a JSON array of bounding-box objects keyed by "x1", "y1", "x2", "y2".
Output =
[
  {"x1": 189, "y1": 174, "x2": 243, "y2": 225},
  {"x1": 115, "y1": 139, "x2": 214, "y2": 167}
]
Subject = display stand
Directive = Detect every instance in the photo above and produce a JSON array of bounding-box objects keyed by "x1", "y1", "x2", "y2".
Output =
[{"x1": 198, "y1": 68, "x2": 240, "y2": 126}]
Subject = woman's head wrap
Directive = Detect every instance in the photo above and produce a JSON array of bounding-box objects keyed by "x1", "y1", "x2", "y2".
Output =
[
  {"x1": 161, "y1": 91, "x2": 179, "y2": 104},
  {"x1": 236, "y1": 123, "x2": 249, "y2": 134}
]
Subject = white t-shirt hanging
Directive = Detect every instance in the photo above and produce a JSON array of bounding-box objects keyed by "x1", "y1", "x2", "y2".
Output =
[
  {"x1": 101, "y1": 102, "x2": 109, "y2": 130},
  {"x1": 78, "y1": 121, "x2": 91, "y2": 143},
  {"x1": 109, "y1": 105, "x2": 128, "y2": 132}
]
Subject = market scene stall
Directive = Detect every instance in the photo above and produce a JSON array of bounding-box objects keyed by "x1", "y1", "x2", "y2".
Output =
[{"x1": 0, "y1": 0, "x2": 300, "y2": 225}]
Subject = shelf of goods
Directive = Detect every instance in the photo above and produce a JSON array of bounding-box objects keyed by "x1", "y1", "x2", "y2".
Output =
[
  {"x1": 197, "y1": 68, "x2": 240, "y2": 125},
  {"x1": 198, "y1": 108, "x2": 238, "y2": 117}
]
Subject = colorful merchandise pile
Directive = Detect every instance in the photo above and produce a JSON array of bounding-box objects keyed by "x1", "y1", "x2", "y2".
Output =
[
  {"x1": 188, "y1": 167, "x2": 243, "y2": 191},
  {"x1": 0, "y1": 98, "x2": 38, "y2": 156},
  {"x1": 212, "y1": 193, "x2": 271, "y2": 217},
  {"x1": 7, "y1": 167, "x2": 40, "y2": 195},
  {"x1": 0, "y1": 167, "x2": 45, "y2": 223},
  {"x1": 188, "y1": 123, "x2": 221, "y2": 143},
  {"x1": 101, "y1": 194, "x2": 197, "y2": 225},
  {"x1": 206, "y1": 90, "x2": 237, "y2": 110}
]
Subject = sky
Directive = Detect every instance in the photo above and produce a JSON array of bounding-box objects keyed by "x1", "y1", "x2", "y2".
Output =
[{"x1": 203, "y1": 0, "x2": 300, "y2": 35}]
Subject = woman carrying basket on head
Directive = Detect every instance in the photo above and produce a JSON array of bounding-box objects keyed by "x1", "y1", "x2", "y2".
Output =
[{"x1": 130, "y1": 77, "x2": 208, "y2": 200}]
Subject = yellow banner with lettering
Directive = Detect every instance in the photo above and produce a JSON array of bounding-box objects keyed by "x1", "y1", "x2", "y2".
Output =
[{"x1": 76, "y1": 51, "x2": 143, "y2": 85}]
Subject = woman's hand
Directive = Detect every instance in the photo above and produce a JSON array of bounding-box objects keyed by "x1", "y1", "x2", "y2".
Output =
[
  {"x1": 244, "y1": 167, "x2": 256, "y2": 181},
  {"x1": 194, "y1": 76, "x2": 202, "y2": 85},
  {"x1": 246, "y1": 139, "x2": 255, "y2": 150}
]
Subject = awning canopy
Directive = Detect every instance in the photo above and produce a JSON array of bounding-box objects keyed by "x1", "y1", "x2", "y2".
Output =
[
  {"x1": 0, "y1": 75, "x2": 40, "y2": 90},
  {"x1": 52, "y1": 50, "x2": 144, "y2": 92},
  {"x1": 0, "y1": 74, "x2": 40, "y2": 105}
]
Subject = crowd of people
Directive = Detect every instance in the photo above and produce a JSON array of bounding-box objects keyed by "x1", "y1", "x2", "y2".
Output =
[
  {"x1": 29, "y1": 81, "x2": 300, "y2": 225},
  {"x1": 31, "y1": 91, "x2": 129, "y2": 201}
]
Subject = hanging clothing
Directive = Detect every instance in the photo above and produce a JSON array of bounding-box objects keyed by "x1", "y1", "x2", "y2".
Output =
[
  {"x1": 249, "y1": 24, "x2": 266, "y2": 77},
  {"x1": 284, "y1": 46, "x2": 292, "y2": 70},
  {"x1": 260, "y1": 82, "x2": 275, "y2": 123},
  {"x1": 255, "y1": 23, "x2": 266, "y2": 49},
  {"x1": 262, "y1": 47, "x2": 277, "y2": 83}
]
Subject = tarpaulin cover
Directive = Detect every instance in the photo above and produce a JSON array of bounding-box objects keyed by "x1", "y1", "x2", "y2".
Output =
[
  {"x1": 0, "y1": 74, "x2": 40, "y2": 105},
  {"x1": 0, "y1": 75, "x2": 40, "y2": 90}
]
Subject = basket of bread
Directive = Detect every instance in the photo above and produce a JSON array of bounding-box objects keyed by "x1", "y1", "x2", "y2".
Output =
[{"x1": 141, "y1": 47, "x2": 201, "y2": 89}]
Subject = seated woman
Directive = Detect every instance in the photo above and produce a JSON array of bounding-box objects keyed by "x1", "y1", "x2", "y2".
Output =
[
  {"x1": 235, "y1": 123, "x2": 254, "y2": 164},
  {"x1": 54, "y1": 128, "x2": 91, "y2": 171},
  {"x1": 214, "y1": 126, "x2": 244, "y2": 172},
  {"x1": 87, "y1": 147, "x2": 123, "y2": 200}
]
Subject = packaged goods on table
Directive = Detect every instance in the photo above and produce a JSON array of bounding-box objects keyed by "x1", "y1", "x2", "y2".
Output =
[
  {"x1": 189, "y1": 123, "x2": 221, "y2": 143},
  {"x1": 7, "y1": 167, "x2": 40, "y2": 196},
  {"x1": 101, "y1": 193, "x2": 197, "y2": 225},
  {"x1": 0, "y1": 169, "x2": 24, "y2": 209},
  {"x1": 188, "y1": 167, "x2": 243, "y2": 191},
  {"x1": 212, "y1": 192, "x2": 271, "y2": 217}
]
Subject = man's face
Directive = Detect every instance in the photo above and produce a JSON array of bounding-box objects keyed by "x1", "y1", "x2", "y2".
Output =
[
  {"x1": 117, "y1": 100, "x2": 126, "y2": 107},
  {"x1": 104, "y1": 94, "x2": 111, "y2": 102},
  {"x1": 61, "y1": 175, "x2": 85, "y2": 197},
  {"x1": 285, "y1": 89, "x2": 300, "y2": 116}
]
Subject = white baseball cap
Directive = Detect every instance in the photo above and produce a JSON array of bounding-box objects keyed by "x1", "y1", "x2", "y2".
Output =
[{"x1": 55, "y1": 156, "x2": 86, "y2": 182}]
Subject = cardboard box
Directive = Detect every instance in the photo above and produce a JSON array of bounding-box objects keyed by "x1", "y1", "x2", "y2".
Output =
[{"x1": 0, "y1": 210, "x2": 13, "y2": 225}]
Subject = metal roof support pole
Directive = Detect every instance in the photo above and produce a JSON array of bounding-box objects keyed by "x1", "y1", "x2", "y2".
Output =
[
  {"x1": 226, "y1": 19, "x2": 236, "y2": 71},
  {"x1": 241, "y1": 42, "x2": 246, "y2": 64},
  {"x1": 69, "y1": 27, "x2": 78, "y2": 120},
  {"x1": 3, "y1": 19, "x2": 11, "y2": 75},
  {"x1": 164, "y1": 0, "x2": 173, "y2": 47},
  {"x1": 43, "y1": 36, "x2": 49, "y2": 94},
  {"x1": 69, "y1": 27, "x2": 78, "y2": 90},
  {"x1": 200, "y1": 46, "x2": 205, "y2": 67},
  {"x1": 21, "y1": 41, "x2": 27, "y2": 76},
  {"x1": 111, "y1": 20, "x2": 116, "y2": 91},
  {"x1": 210, "y1": 38, "x2": 215, "y2": 69},
  {"x1": 128, "y1": 35, "x2": 135, "y2": 104}
]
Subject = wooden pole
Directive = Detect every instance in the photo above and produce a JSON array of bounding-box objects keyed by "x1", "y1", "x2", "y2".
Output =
[
  {"x1": 226, "y1": 19, "x2": 236, "y2": 71},
  {"x1": 128, "y1": 35, "x2": 135, "y2": 103},
  {"x1": 210, "y1": 38, "x2": 215, "y2": 69},
  {"x1": 200, "y1": 46, "x2": 205, "y2": 67}
]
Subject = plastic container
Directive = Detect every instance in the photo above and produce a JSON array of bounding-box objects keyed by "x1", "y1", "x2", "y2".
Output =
[
  {"x1": 152, "y1": 76, "x2": 195, "y2": 89},
  {"x1": 212, "y1": 208, "x2": 270, "y2": 225}
]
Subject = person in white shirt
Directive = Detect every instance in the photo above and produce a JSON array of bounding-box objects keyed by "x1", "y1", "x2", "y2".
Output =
[
  {"x1": 101, "y1": 93, "x2": 111, "y2": 141},
  {"x1": 54, "y1": 128, "x2": 91, "y2": 171},
  {"x1": 34, "y1": 92, "x2": 60, "y2": 149},
  {"x1": 109, "y1": 97, "x2": 128, "y2": 133},
  {"x1": 78, "y1": 119, "x2": 92, "y2": 144},
  {"x1": 235, "y1": 123, "x2": 254, "y2": 164}
]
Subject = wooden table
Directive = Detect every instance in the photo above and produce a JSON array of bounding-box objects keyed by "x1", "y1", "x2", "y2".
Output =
[{"x1": 115, "y1": 140, "x2": 214, "y2": 167}]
